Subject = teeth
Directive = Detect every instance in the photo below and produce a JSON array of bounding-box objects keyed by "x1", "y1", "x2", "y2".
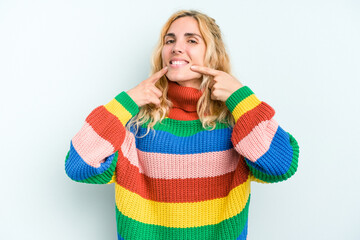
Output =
[{"x1": 171, "y1": 61, "x2": 187, "y2": 65}]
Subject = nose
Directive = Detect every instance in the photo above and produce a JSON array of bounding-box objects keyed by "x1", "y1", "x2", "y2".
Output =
[
  {"x1": 172, "y1": 49, "x2": 183, "y2": 54},
  {"x1": 172, "y1": 47, "x2": 183, "y2": 54},
  {"x1": 171, "y1": 42, "x2": 184, "y2": 54}
]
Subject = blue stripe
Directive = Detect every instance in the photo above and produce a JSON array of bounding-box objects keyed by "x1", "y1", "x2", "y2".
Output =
[
  {"x1": 246, "y1": 125, "x2": 293, "y2": 176},
  {"x1": 131, "y1": 127, "x2": 233, "y2": 154},
  {"x1": 236, "y1": 219, "x2": 248, "y2": 240},
  {"x1": 117, "y1": 233, "x2": 125, "y2": 240},
  {"x1": 65, "y1": 141, "x2": 115, "y2": 181}
]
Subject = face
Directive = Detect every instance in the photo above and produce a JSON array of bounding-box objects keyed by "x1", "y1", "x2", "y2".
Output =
[{"x1": 161, "y1": 17, "x2": 206, "y2": 89}]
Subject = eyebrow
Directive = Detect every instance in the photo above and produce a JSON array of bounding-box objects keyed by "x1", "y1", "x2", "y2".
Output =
[{"x1": 165, "y1": 33, "x2": 203, "y2": 39}]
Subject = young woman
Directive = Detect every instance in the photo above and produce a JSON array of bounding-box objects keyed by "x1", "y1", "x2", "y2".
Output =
[{"x1": 65, "y1": 10, "x2": 299, "y2": 240}]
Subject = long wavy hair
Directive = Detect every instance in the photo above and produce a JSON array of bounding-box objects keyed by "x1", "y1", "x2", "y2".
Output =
[{"x1": 127, "y1": 10, "x2": 235, "y2": 137}]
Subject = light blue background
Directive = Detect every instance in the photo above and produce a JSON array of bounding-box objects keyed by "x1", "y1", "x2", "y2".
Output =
[{"x1": 1, "y1": 0, "x2": 359, "y2": 239}]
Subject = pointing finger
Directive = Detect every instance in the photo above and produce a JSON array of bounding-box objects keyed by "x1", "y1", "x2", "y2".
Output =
[
  {"x1": 150, "y1": 66, "x2": 168, "y2": 83},
  {"x1": 190, "y1": 65, "x2": 219, "y2": 76}
]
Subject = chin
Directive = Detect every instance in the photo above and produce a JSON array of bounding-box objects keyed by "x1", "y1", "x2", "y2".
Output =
[{"x1": 166, "y1": 72, "x2": 202, "y2": 83}]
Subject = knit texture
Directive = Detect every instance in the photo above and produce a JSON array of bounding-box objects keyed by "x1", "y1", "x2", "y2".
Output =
[{"x1": 65, "y1": 80, "x2": 299, "y2": 240}]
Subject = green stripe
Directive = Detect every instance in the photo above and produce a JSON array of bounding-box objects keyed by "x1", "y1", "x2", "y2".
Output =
[
  {"x1": 248, "y1": 132, "x2": 299, "y2": 183},
  {"x1": 116, "y1": 194, "x2": 250, "y2": 240},
  {"x1": 225, "y1": 86, "x2": 254, "y2": 113},
  {"x1": 65, "y1": 151, "x2": 118, "y2": 184},
  {"x1": 140, "y1": 118, "x2": 230, "y2": 137},
  {"x1": 115, "y1": 91, "x2": 139, "y2": 117}
]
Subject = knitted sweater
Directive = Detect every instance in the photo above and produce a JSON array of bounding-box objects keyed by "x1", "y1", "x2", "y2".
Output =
[{"x1": 65, "y1": 80, "x2": 299, "y2": 240}]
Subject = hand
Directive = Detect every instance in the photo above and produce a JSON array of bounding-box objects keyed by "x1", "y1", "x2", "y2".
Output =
[
  {"x1": 190, "y1": 65, "x2": 244, "y2": 102},
  {"x1": 126, "y1": 67, "x2": 168, "y2": 107}
]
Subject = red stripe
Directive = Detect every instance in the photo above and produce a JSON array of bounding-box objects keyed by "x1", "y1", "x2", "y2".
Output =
[
  {"x1": 231, "y1": 102, "x2": 275, "y2": 145},
  {"x1": 85, "y1": 106, "x2": 126, "y2": 150},
  {"x1": 115, "y1": 152, "x2": 250, "y2": 203},
  {"x1": 167, "y1": 108, "x2": 200, "y2": 120}
]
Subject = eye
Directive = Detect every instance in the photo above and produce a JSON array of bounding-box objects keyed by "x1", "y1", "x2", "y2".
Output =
[
  {"x1": 188, "y1": 39, "x2": 198, "y2": 44},
  {"x1": 165, "y1": 39, "x2": 175, "y2": 44}
]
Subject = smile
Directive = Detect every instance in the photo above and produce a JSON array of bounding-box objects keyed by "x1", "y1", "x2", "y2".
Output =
[
  {"x1": 170, "y1": 61, "x2": 188, "y2": 65},
  {"x1": 170, "y1": 60, "x2": 189, "y2": 66}
]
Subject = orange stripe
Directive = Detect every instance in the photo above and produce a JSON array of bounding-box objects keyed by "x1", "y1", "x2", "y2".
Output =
[
  {"x1": 231, "y1": 102, "x2": 275, "y2": 145},
  {"x1": 115, "y1": 151, "x2": 250, "y2": 203},
  {"x1": 85, "y1": 106, "x2": 126, "y2": 150}
]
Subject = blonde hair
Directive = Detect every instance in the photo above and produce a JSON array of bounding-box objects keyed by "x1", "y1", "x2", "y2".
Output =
[{"x1": 127, "y1": 10, "x2": 235, "y2": 137}]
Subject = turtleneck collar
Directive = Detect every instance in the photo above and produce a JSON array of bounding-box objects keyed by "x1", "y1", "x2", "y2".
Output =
[{"x1": 166, "y1": 80, "x2": 203, "y2": 121}]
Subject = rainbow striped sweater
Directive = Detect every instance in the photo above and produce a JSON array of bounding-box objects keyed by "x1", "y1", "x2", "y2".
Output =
[{"x1": 65, "y1": 80, "x2": 299, "y2": 240}]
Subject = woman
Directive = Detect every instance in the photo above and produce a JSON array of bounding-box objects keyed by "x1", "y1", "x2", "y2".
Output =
[{"x1": 65, "y1": 10, "x2": 299, "y2": 240}]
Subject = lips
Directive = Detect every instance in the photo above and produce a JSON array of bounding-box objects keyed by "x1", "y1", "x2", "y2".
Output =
[
  {"x1": 170, "y1": 60, "x2": 188, "y2": 65},
  {"x1": 169, "y1": 58, "x2": 189, "y2": 67}
]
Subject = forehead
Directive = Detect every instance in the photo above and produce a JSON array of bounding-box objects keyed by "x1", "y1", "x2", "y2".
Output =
[{"x1": 166, "y1": 16, "x2": 201, "y2": 35}]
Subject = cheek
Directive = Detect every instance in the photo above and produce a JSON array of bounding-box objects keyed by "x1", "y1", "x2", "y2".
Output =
[
  {"x1": 191, "y1": 48, "x2": 206, "y2": 64},
  {"x1": 161, "y1": 50, "x2": 165, "y2": 65},
  {"x1": 161, "y1": 47, "x2": 168, "y2": 64},
  {"x1": 200, "y1": 48, "x2": 206, "y2": 64},
  {"x1": 162, "y1": 46, "x2": 171, "y2": 58}
]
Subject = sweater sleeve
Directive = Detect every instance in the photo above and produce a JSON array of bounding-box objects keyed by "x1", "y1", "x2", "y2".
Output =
[
  {"x1": 65, "y1": 91, "x2": 139, "y2": 184},
  {"x1": 226, "y1": 86, "x2": 299, "y2": 183}
]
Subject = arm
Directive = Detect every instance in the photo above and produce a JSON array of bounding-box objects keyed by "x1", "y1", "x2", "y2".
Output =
[
  {"x1": 226, "y1": 86, "x2": 299, "y2": 183},
  {"x1": 65, "y1": 92, "x2": 139, "y2": 184},
  {"x1": 65, "y1": 67, "x2": 167, "y2": 184},
  {"x1": 188, "y1": 65, "x2": 299, "y2": 183}
]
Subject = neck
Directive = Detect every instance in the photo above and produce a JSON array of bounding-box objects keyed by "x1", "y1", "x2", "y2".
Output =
[
  {"x1": 174, "y1": 80, "x2": 201, "y2": 90},
  {"x1": 167, "y1": 80, "x2": 203, "y2": 121}
]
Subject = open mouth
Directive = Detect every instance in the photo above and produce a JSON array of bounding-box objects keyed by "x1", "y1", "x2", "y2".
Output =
[{"x1": 169, "y1": 60, "x2": 189, "y2": 67}]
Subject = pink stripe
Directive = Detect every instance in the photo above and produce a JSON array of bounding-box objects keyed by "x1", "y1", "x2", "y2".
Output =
[
  {"x1": 72, "y1": 122, "x2": 114, "y2": 168},
  {"x1": 120, "y1": 132, "x2": 240, "y2": 179},
  {"x1": 137, "y1": 149, "x2": 240, "y2": 179},
  {"x1": 120, "y1": 130, "x2": 139, "y2": 166},
  {"x1": 234, "y1": 119, "x2": 278, "y2": 162}
]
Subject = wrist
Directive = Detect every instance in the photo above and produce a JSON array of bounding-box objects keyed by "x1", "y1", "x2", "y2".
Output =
[
  {"x1": 225, "y1": 86, "x2": 254, "y2": 111},
  {"x1": 126, "y1": 89, "x2": 140, "y2": 107}
]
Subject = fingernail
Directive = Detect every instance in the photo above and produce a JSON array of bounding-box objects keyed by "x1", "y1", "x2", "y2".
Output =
[{"x1": 190, "y1": 65, "x2": 197, "y2": 69}]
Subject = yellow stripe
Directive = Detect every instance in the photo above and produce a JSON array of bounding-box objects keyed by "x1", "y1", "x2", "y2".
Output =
[
  {"x1": 232, "y1": 95, "x2": 261, "y2": 122},
  {"x1": 107, "y1": 172, "x2": 116, "y2": 184},
  {"x1": 115, "y1": 178, "x2": 251, "y2": 228},
  {"x1": 104, "y1": 99, "x2": 132, "y2": 126}
]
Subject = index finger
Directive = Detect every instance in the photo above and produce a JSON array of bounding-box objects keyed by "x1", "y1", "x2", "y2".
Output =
[
  {"x1": 190, "y1": 65, "x2": 219, "y2": 76},
  {"x1": 149, "y1": 66, "x2": 168, "y2": 83}
]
